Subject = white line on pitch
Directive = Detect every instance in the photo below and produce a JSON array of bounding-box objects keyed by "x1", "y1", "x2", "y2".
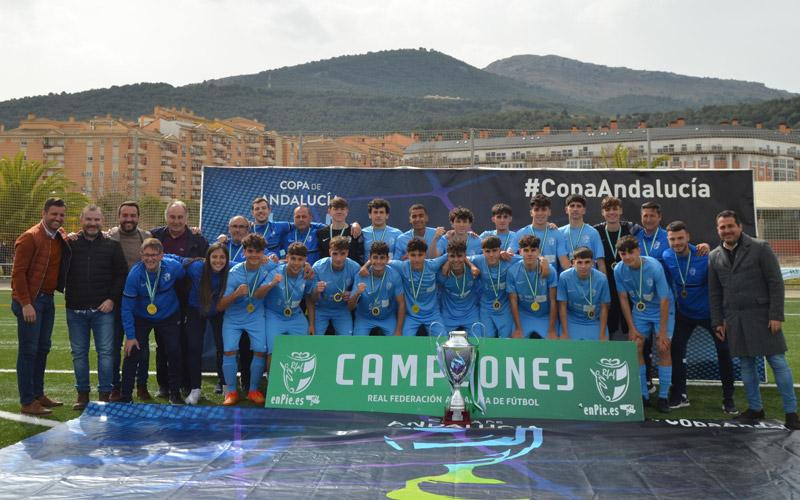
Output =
[{"x1": 0, "y1": 410, "x2": 60, "y2": 428}]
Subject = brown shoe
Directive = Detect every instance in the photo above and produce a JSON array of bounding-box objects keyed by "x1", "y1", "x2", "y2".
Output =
[
  {"x1": 37, "y1": 395, "x2": 63, "y2": 408},
  {"x1": 21, "y1": 400, "x2": 52, "y2": 416},
  {"x1": 73, "y1": 391, "x2": 90, "y2": 411},
  {"x1": 108, "y1": 388, "x2": 122, "y2": 402},
  {"x1": 137, "y1": 386, "x2": 153, "y2": 402},
  {"x1": 98, "y1": 392, "x2": 111, "y2": 403}
]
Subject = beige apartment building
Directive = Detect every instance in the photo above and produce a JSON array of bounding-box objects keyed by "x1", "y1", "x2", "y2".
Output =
[{"x1": 0, "y1": 106, "x2": 279, "y2": 201}]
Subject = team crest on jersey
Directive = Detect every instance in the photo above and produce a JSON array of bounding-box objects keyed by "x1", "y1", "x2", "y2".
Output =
[
  {"x1": 590, "y1": 358, "x2": 630, "y2": 403},
  {"x1": 162, "y1": 273, "x2": 171, "y2": 282},
  {"x1": 653, "y1": 241, "x2": 661, "y2": 249},
  {"x1": 689, "y1": 268, "x2": 697, "y2": 276},
  {"x1": 280, "y1": 351, "x2": 317, "y2": 394}
]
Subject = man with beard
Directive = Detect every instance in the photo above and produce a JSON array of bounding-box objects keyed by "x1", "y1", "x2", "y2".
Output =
[
  {"x1": 107, "y1": 201, "x2": 152, "y2": 401},
  {"x1": 64, "y1": 205, "x2": 127, "y2": 410}
]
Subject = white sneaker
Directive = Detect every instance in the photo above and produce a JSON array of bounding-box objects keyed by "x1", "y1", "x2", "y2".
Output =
[{"x1": 185, "y1": 388, "x2": 201, "y2": 405}]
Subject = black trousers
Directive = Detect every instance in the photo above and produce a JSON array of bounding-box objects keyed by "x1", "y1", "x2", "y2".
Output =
[
  {"x1": 670, "y1": 313, "x2": 735, "y2": 400},
  {"x1": 122, "y1": 313, "x2": 182, "y2": 398},
  {"x1": 184, "y1": 308, "x2": 225, "y2": 390}
]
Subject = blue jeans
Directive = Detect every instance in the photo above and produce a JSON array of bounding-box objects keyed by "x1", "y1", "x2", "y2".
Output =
[
  {"x1": 66, "y1": 308, "x2": 115, "y2": 393},
  {"x1": 12, "y1": 294, "x2": 55, "y2": 405},
  {"x1": 740, "y1": 354, "x2": 798, "y2": 413}
]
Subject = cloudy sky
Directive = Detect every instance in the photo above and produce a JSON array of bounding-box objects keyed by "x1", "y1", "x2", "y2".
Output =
[{"x1": 1, "y1": 0, "x2": 797, "y2": 102}]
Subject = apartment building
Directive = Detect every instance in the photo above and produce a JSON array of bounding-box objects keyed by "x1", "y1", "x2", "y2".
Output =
[{"x1": 403, "y1": 120, "x2": 800, "y2": 181}]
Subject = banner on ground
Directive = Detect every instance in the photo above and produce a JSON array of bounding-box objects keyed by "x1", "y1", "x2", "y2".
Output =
[
  {"x1": 265, "y1": 336, "x2": 644, "y2": 422},
  {"x1": 200, "y1": 167, "x2": 755, "y2": 249}
]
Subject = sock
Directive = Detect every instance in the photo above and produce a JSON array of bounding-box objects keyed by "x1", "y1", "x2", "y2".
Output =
[
  {"x1": 639, "y1": 364, "x2": 648, "y2": 399},
  {"x1": 223, "y1": 355, "x2": 238, "y2": 394},
  {"x1": 658, "y1": 366, "x2": 672, "y2": 399},
  {"x1": 249, "y1": 355, "x2": 266, "y2": 392}
]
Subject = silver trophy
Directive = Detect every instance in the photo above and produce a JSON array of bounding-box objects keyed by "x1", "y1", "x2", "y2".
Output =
[{"x1": 436, "y1": 328, "x2": 478, "y2": 425}]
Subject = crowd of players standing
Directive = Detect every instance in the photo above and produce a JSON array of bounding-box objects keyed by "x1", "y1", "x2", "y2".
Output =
[{"x1": 11, "y1": 192, "x2": 799, "y2": 429}]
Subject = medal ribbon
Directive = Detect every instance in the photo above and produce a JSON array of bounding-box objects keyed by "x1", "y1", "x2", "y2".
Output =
[
  {"x1": 604, "y1": 224, "x2": 621, "y2": 263},
  {"x1": 636, "y1": 257, "x2": 645, "y2": 301},
  {"x1": 577, "y1": 271, "x2": 593, "y2": 308},
  {"x1": 329, "y1": 260, "x2": 346, "y2": 296},
  {"x1": 523, "y1": 264, "x2": 541, "y2": 301},
  {"x1": 642, "y1": 227, "x2": 660, "y2": 257},
  {"x1": 245, "y1": 264, "x2": 262, "y2": 303},
  {"x1": 369, "y1": 269, "x2": 387, "y2": 308},
  {"x1": 567, "y1": 223, "x2": 585, "y2": 255},
  {"x1": 228, "y1": 241, "x2": 243, "y2": 262},
  {"x1": 294, "y1": 227, "x2": 312, "y2": 246},
  {"x1": 283, "y1": 269, "x2": 296, "y2": 309},
  {"x1": 675, "y1": 250, "x2": 692, "y2": 293},
  {"x1": 329, "y1": 225, "x2": 347, "y2": 240},
  {"x1": 488, "y1": 262, "x2": 502, "y2": 301},
  {"x1": 450, "y1": 264, "x2": 468, "y2": 298},
  {"x1": 144, "y1": 265, "x2": 161, "y2": 305},
  {"x1": 409, "y1": 261, "x2": 427, "y2": 304}
]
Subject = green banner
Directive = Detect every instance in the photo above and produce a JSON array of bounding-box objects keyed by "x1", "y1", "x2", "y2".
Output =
[{"x1": 266, "y1": 336, "x2": 644, "y2": 422}]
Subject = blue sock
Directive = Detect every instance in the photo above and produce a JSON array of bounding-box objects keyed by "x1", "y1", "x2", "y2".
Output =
[
  {"x1": 249, "y1": 355, "x2": 266, "y2": 392},
  {"x1": 658, "y1": 366, "x2": 672, "y2": 399},
  {"x1": 639, "y1": 364, "x2": 648, "y2": 399},
  {"x1": 223, "y1": 354, "x2": 238, "y2": 394}
]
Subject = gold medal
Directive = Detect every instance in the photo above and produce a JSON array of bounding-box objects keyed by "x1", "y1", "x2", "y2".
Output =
[
  {"x1": 611, "y1": 261, "x2": 617, "y2": 269},
  {"x1": 680, "y1": 289, "x2": 688, "y2": 299},
  {"x1": 371, "y1": 306, "x2": 381, "y2": 317},
  {"x1": 247, "y1": 303, "x2": 255, "y2": 314},
  {"x1": 492, "y1": 300, "x2": 501, "y2": 311},
  {"x1": 147, "y1": 303, "x2": 157, "y2": 315},
  {"x1": 333, "y1": 292, "x2": 343, "y2": 303},
  {"x1": 531, "y1": 302, "x2": 540, "y2": 312},
  {"x1": 635, "y1": 301, "x2": 646, "y2": 312},
  {"x1": 283, "y1": 307, "x2": 292, "y2": 317},
  {"x1": 587, "y1": 310, "x2": 595, "y2": 320},
  {"x1": 411, "y1": 303, "x2": 420, "y2": 314}
]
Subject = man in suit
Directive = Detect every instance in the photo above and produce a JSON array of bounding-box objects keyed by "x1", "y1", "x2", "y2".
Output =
[{"x1": 708, "y1": 210, "x2": 799, "y2": 429}]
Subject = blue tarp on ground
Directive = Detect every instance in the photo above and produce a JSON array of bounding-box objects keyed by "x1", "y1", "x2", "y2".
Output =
[{"x1": 0, "y1": 403, "x2": 798, "y2": 498}]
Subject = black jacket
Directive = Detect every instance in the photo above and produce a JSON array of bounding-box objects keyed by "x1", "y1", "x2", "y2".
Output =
[
  {"x1": 64, "y1": 232, "x2": 127, "y2": 310},
  {"x1": 149, "y1": 226, "x2": 209, "y2": 258}
]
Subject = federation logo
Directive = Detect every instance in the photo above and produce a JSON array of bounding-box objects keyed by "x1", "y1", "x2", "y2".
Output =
[
  {"x1": 280, "y1": 351, "x2": 317, "y2": 394},
  {"x1": 590, "y1": 358, "x2": 630, "y2": 403}
]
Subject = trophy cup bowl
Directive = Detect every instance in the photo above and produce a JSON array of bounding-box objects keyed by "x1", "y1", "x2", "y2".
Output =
[{"x1": 438, "y1": 329, "x2": 477, "y2": 426}]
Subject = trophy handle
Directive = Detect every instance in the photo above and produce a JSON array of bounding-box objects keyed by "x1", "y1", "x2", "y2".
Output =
[
  {"x1": 469, "y1": 322, "x2": 485, "y2": 344},
  {"x1": 429, "y1": 320, "x2": 447, "y2": 339}
]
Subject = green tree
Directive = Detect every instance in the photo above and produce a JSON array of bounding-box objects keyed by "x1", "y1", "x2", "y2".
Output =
[
  {"x1": 0, "y1": 153, "x2": 88, "y2": 245},
  {"x1": 600, "y1": 144, "x2": 669, "y2": 168}
]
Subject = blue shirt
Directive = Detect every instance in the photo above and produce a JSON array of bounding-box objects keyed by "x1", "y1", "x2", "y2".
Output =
[
  {"x1": 311, "y1": 257, "x2": 361, "y2": 312},
  {"x1": 224, "y1": 261, "x2": 277, "y2": 321},
  {"x1": 507, "y1": 261, "x2": 558, "y2": 318},
  {"x1": 479, "y1": 229, "x2": 518, "y2": 253},
  {"x1": 121, "y1": 257, "x2": 186, "y2": 339},
  {"x1": 283, "y1": 222, "x2": 326, "y2": 265},
  {"x1": 557, "y1": 268, "x2": 611, "y2": 326},
  {"x1": 226, "y1": 240, "x2": 245, "y2": 264},
  {"x1": 388, "y1": 256, "x2": 447, "y2": 320},
  {"x1": 662, "y1": 244, "x2": 709, "y2": 320},
  {"x1": 514, "y1": 225, "x2": 568, "y2": 267},
  {"x1": 363, "y1": 225, "x2": 403, "y2": 260},
  {"x1": 437, "y1": 264, "x2": 481, "y2": 319},
  {"x1": 470, "y1": 254, "x2": 522, "y2": 313},
  {"x1": 351, "y1": 266, "x2": 404, "y2": 321},
  {"x1": 253, "y1": 221, "x2": 291, "y2": 254},
  {"x1": 637, "y1": 226, "x2": 669, "y2": 261},
  {"x1": 436, "y1": 234, "x2": 483, "y2": 256},
  {"x1": 265, "y1": 263, "x2": 315, "y2": 316},
  {"x1": 186, "y1": 259, "x2": 225, "y2": 315},
  {"x1": 613, "y1": 255, "x2": 674, "y2": 320},
  {"x1": 395, "y1": 227, "x2": 438, "y2": 259},
  {"x1": 559, "y1": 223, "x2": 605, "y2": 261}
]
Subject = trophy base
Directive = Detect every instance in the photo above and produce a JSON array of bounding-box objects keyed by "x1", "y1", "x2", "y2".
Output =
[{"x1": 443, "y1": 409, "x2": 471, "y2": 426}]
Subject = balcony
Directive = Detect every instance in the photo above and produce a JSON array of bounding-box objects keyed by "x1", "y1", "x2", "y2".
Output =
[
  {"x1": 43, "y1": 146, "x2": 64, "y2": 155},
  {"x1": 212, "y1": 143, "x2": 226, "y2": 152},
  {"x1": 191, "y1": 153, "x2": 206, "y2": 160},
  {"x1": 127, "y1": 147, "x2": 146, "y2": 155},
  {"x1": 160, "y1": 179, "x2": 176, "y2": 188},
  {"x1": 264, "y1": 143, "x2": 275, "y2": 151},
  {"x1": 128, "y1": 178, "x2": 146, "y2": 187},
  {"x1": 213, "y1": 157, "x2": 225, "y2": 165},
  {"x1": 128, "y1": 163, "x2": 147, "y2": 171},
  {"x1": 161, "y1": 149, "x2": 177, "y2": 158},
  {"x1": 247, "y1": 141, "x2": 260, "y2": 148},
  {"x1": 161, "y1": 163, "x2": 176, "y2": 173}
]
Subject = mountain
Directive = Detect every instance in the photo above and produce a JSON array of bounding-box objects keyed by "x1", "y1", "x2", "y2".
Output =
[
  {"x1": 484, "y1": 55, "x2": 795, "y2": 113},
  {"x1": 210, "y1": 48, "x2": 572, "y2": 103},
  {"x1": 0, "y1": 49, "x2": 795, "y2": 132}
]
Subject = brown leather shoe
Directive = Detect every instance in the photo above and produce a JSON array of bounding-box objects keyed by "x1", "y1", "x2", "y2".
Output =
[
  {"x1": 37, "y1": 395, "x2": 63, "y2": 408},
  {"x1": 21, "y1": 400, "x2": 52, "y2": 416},
  {"x1": 98, "y1": 392, "x2": 111, "y2": 403},
  {"x1": 137, "y1": 386, "x2": 153, "y2": 402},
  {"x1": 73, "y1": 391, "x2": 90, "y2": 411},
  {"x1": 108, "y1": 388, "x2": 122, "y2": 402}
]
